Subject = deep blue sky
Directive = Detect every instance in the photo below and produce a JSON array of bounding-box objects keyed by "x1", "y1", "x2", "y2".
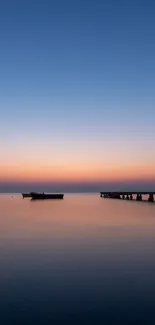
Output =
[{"x1": 0, "y1": 0, "x2": 155, "y2": 191}]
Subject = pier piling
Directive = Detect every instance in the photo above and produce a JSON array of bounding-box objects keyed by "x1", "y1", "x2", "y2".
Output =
[{"x1": 148, "y1": 194, "x2": 154, "y2": 202}]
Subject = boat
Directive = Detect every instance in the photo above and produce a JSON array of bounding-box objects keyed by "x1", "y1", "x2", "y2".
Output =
[{"x1": 31, "y1": 193, "x2": 64, "y2": 200}]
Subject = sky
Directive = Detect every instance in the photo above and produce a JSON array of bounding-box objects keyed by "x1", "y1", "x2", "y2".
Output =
[{"x1": 0, "y1": 0, "x2": 155, "y2": 192}]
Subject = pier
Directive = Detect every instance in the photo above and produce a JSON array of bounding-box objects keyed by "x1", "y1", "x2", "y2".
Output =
[{"x1": 100, "y1": 192, "x2": 155, "y2": 202}]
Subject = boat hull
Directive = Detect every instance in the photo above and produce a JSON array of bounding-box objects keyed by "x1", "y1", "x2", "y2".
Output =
[{"x1": 31, "y1": 193, "x2": 64, "y2": 200}]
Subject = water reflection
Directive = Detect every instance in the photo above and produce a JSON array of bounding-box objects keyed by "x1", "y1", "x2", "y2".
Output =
[{"x1": 0, "y1": 194, "x2": 155, "y2": 324}]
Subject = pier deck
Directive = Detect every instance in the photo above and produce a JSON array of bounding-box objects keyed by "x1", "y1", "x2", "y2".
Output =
[{"x1": 100, "y1": 191, "x2": 155, "y2": 202}]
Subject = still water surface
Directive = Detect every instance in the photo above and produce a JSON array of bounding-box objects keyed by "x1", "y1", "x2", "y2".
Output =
[{"x1": 0, "y1": 194, "x2": 155, "y2": 324}]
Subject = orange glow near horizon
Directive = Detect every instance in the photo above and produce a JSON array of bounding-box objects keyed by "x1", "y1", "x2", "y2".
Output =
[{"x1": 1, "y1": 161, "x2": 155, "y2": 183}]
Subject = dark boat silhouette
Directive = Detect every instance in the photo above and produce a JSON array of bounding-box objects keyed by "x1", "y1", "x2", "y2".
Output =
[{"x1": 31, "y1": 193, "x2": 64, "y2": 200}]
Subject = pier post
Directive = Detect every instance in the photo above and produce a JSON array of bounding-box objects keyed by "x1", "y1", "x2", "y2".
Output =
[
  {"x1": 148, "y1": 194, "x2": 154, "y2": 202},
  {"x1": 136, "y1": 194, "x2": 142, "y2": 201},
  {"x1": 126, "y1": 195, "x2": 129, "y2": 200},
  {"x1": 130, "y1": 194, "x2": 133, "y2": 200},
  {"x1": 122, "y1": 195, "x2": 125, "y2": 200}
]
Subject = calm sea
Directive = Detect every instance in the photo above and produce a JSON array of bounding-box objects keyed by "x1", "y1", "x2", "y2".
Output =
[{"x1": 0, "y1": 193, "x2": 155, "y2": 325}]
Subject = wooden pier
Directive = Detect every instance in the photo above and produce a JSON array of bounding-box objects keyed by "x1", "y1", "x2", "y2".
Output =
[{"x1": 100, "y1": 192, "x2": 155, "y2": 202}]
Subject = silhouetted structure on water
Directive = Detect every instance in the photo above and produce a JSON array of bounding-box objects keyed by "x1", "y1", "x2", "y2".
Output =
[{"x1": 100, "y1": 192, "x2": 154, "y2": 202}]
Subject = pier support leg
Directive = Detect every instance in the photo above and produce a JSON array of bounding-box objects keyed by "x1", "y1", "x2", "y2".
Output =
[
  {"x1": 115, "y1": 194, "x2": 120, "y2": 199},
  {"x1": 130, "y1": 194, "x2": 133, "y2": 200},
  {"x1": 148, "y1": 194, "x2": 154, "y2": 202},
  {"x1": 122, "y1": 195, "x2": 125, "y2": 200},
  {"x1": 136, "y1": 194, "x2": 142, "y2": 201},
  {"x1": 126, "y1": 195, "x2": 129, "y2": 200}
]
